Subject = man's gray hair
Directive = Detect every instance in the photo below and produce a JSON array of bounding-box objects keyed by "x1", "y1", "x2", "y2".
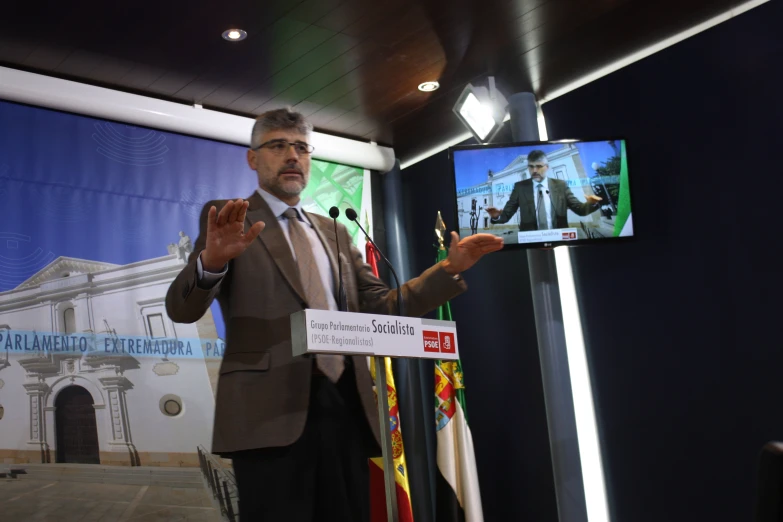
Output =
[
  {"x1": 527, "y1": 149, "x2": 549, "y2": 164},
  {"x1": 250, "y1": 108, "x2": 313, "y2": 149}
]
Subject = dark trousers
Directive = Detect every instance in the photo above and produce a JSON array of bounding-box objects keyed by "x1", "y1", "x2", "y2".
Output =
[{"x1": 231, "y1": 365, "x2": 379, "y2": 522}]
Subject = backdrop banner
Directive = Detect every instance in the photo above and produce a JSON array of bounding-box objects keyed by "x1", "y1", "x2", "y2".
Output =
[{"x1": 0, "y1": 99, "x2": 370, "y2": 467}]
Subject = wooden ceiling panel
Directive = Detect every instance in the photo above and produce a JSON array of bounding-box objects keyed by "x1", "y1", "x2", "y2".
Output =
[
  {"x1": 294, "y1": 17, "x2": 446, "y2": 119},
  {"x1": 287, "y1": 0, "x2": 346, "y2": 26},
  {"x1": 87, "y1": 58, "x2": 137, "y2": 85},
  {"x1": 0, "y1": 38, "x2": 36, "y2": 63},
  {"x1": 268, "y1": 16, "x2": 312, "y2": 47},
  {"x1": 53, "y1": 50, "x2": 107, "y2": 78},
  {"x1": 23, "y1": 46, "x2": 72, "y2": 71},
  {"x1": 171, "y1": 75, "x2": 226, "y2": 103},
  {"x1": 340, "y1": 3, "x2": 414, "y2": 39},
  {"x1": 202, "y1": 83, "x2": 260, "y2": 108},
  {"x1": 322, "y1": 110, "x2": 367, "y2": 132},
  {"x1": 121, "y1": 64, "x2": 168, "y2": 90},
  {"x1": 305, "y1": 74, "x2": 364, "y2": 108},
  {"x1": 243, "y1": 39, "x2": 370, "y2": 114},
  {"x1": 0, "y1": 0, "x2": 757, "y2": 160},
  {"x1": 314, "y1": 1, "x2": 373, "y2": 33},
  {"x1": 269, "y1": 32, "x2": 360, "y2": 88},
  {"x1": 291, "y1": 101, "x2": 325, "y2": 117},
  {"x1": 147, "y1": 72, "x2": 201, "y2": 97},
  {"x1": 343, "y1": 118, "x2": 379, "y2": 137}
]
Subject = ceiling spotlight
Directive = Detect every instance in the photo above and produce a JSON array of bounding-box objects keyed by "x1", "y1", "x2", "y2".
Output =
[
  {"x1": 222, "y1": 29, "x2": 247, "y2": 42},
  {"x1": 418, "y1": 81, "x2": 440, "y2": 92},
  {"x1": 452, "y1": 76, "x2": 508, "y2": 143}
]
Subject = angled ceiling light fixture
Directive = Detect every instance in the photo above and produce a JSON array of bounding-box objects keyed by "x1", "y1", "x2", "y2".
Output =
[{"x1": 452, "y1": 76, "x2": 508, "y2": 143}]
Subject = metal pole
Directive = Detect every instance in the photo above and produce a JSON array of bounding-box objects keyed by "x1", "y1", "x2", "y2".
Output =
[
  {"x1": 382, "y1": 160, "x2": 436, "y2": 522},
  {"x1": 508, "y1": 92, "x2": 589, "y2": 522},
  {"x1": 375, "y1": 355, "x2": 400, "y2": 522}
]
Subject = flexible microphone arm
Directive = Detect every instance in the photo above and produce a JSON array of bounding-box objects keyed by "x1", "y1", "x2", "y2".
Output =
[
  {"x1": 537, "y1": 188, "x2": 544, "y2": 230},
  {"x1": 328, "y1": 206, "x2": 347, "y2": 312},
  {"x1": 345, "y1": 208, "x2": 405, "y2": 317}
]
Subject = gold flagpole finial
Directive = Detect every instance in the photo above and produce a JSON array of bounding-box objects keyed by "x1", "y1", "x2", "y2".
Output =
[{"x1": 435, "y1": 211, "x2": 447, "y2": 251}]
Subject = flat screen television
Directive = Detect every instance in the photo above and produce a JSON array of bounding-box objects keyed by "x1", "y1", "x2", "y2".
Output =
[{"x1": 450, "y1": 138, "x2": 634, "y2": 248}]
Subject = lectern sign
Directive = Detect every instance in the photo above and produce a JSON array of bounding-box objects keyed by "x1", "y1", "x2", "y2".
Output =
[{"x1": 290, "y1": 309, "x2": 459, "y2": 360}]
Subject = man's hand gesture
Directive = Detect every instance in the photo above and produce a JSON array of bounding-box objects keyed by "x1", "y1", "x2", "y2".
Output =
[
  {"x1": 441, "y1": 232, "x2": 504, "y2": 275},
  {"x1": 201, "y1": 199, "x2": 265, "y2": 272}
]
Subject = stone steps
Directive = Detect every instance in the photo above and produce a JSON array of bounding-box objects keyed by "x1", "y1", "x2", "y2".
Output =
[{"x1": 1, "y1": 463, "x2": 204, "y2": 488}]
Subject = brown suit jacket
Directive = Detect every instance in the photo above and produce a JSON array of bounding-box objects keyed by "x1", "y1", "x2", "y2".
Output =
[{"x1": 165, "y1": 191, "x2": 467, "y2": 455}]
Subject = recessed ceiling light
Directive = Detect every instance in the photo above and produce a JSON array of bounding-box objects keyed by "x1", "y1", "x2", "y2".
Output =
[
  {"x1": 418, "y1": 81, "x2": 440, "y2": 92},
  {"x1": 222, "y1": 29, "x2": 247, "y2": 42}
]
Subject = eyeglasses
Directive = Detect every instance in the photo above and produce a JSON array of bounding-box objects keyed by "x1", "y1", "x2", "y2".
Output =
[
  {"x1": 253, "y1": 139, "x2": 314, "y2": 156},
  {"x1": 529, "y1": 163, "x2": 548, "y2": 170}
]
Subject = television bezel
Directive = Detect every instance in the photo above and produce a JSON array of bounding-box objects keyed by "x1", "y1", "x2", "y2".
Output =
[{"x1": 448, "y1": 137, "x2": 635, "y2": 250}]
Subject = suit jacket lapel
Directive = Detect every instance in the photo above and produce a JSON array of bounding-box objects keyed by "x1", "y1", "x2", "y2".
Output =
[
  {"x1": 550, "y1": 180, "x2": 564, "y2": 217},
  {"x1": 245, "y1": 192, "x2": 307, "y2": 304},
  {"x1": 521, "y1": 179, "x2": 534, "y2": 217}
]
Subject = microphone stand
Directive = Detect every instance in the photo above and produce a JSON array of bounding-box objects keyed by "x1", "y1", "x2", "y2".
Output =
[
  {"x1": 347, "y1": 209, "x2": 400, "y2": 522},
  {"x1": 328, "y1": 206, "x2": 347, "y2": 311}
]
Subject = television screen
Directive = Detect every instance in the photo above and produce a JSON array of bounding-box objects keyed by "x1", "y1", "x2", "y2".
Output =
[{"x1": 450, "y1": 138, "x2": 634, "y2": 248}]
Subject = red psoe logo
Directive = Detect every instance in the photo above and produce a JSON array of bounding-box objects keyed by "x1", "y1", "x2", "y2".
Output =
[
  {"x1": 422, "y1": 330, "x2": 440, "y2": 352},
  {"x1": 439, "y1": 332, "x2": 456, "y2": 354}
]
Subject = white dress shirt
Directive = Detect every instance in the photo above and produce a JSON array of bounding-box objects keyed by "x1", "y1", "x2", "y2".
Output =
[
  {"x1": 196, "y1": 189, "x2": 338, "y2": 311},
  {"x1": 533, "y1": 176, "x2": 553, "y2": 230}
]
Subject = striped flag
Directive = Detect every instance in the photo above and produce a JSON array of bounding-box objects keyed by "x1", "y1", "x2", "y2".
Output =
[
  {"x1": 366, "y1": 236, "x2": 415, "y2": 522},
  {"x1": 434, "y1": 233, "x2": 484, "y2": 522}
]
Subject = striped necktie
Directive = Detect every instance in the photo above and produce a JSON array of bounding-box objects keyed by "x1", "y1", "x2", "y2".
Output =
[
  {"x1": 537, "y1": 183, "x2": 548, "y2": 230},
  {"x1": 283, "y1": 208, "x2": 345, "y2": 382}
]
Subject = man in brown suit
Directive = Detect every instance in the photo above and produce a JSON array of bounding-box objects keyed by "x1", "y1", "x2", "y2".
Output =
[{"x1": 165, "y1": 108, "x2": 503, "y2": 521}]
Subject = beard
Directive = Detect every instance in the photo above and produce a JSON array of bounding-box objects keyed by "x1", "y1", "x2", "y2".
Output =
[
  {"x1": 274, "y1": 181, "x2": 305, "y2": 197},
  {"x1": 263, "y1": 167, "x2": 308, "y2": 198}
]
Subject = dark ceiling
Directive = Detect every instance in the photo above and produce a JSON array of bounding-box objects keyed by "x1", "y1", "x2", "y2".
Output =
[{"x1": 0, "y1": 0, "x2": 751, "y2": 164}]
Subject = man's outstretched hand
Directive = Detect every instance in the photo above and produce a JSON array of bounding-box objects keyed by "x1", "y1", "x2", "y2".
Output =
[
  {"x1": 485, "y1": 207, "x2": 501, "y2": 219},
  {"x1": 441, "y1": 232, "x2": 504, "y2": 275},
  {"x1": 201, "y1": 199, "x2": 265, "y2": 272}
]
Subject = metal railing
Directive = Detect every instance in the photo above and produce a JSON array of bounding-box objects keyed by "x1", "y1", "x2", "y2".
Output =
[{"x1": 197, "y1": 445, "x2": 239, "y2": 522}]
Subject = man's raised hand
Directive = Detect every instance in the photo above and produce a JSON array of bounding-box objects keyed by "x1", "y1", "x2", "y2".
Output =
[
  {"x1": 441, "y1": 232, "x2": 504, "y2": 275},
  {"x1": 201, "y1": 199, "x2": 264, "y2": 272}
]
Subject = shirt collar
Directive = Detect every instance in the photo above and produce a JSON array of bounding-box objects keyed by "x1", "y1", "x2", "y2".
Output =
[
  {"x1": 255, "y1": 187, "x2": 311, "y2": 225},
  {"x1": 533, "y1": 176, "x2": 550, "y2": 190}
]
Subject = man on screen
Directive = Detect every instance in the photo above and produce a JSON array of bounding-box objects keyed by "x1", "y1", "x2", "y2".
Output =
[
  {"x1": 486, "y1": 149, "x2": 602, "y2": 231},
  {"x1": 165, "y1": 108, "x2": 503, "y2": 522}
]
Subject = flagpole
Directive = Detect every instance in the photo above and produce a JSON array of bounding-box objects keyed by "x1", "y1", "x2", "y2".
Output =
[
  {"x1": 374, "y1": 356, "x2": 400, "y2": 522},
  {"x1": 365, "y1": 216, "x2": 400, "y2": 522}
]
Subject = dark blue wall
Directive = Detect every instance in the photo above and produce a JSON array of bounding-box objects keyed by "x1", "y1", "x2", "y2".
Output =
[
  {"x1": 544, "y1": 2, "x2": 783, "y2": 521},
  {"x1": 402, "y1": 131, "x2": 558, "y2": 521},
  {"x1": 402, "y1": 1, "x2": 782, "y2": 520}
]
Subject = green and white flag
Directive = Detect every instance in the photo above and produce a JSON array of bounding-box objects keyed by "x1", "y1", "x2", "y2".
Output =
[
  {"x1": 613, "y1": 140, "x2": 633, "y2": 237},
  {"x1": 434, "y1": 245, "x2": 484, "y2": 522}
]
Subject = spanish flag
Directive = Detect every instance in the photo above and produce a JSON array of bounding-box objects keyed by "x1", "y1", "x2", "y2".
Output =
[{"x1": 366, "y1": 235, "x2": 415, "y2": 522}]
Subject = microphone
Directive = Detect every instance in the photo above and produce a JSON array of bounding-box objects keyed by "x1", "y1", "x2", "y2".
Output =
[
  {"x1": 328, "y1": 206, "x2": 347, "y2": 311},
  {"x1": 344, "y1": 208, "x2": 405, "y2": 317}
]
